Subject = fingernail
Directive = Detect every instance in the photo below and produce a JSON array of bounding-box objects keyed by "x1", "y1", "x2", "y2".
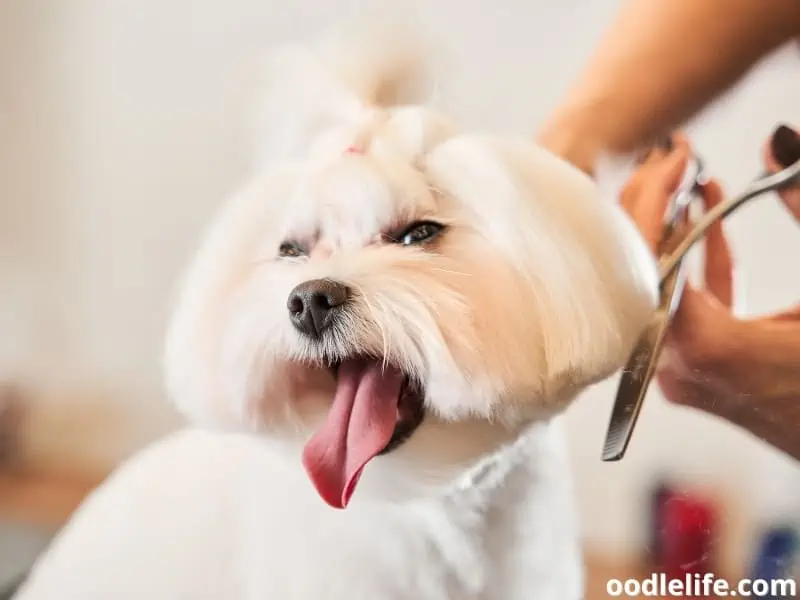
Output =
[
  {"x1": 770, "y1": 124, "x2": 800, "y2": 168},
  {"x1": 656, "y1": 135, "x2": 674, "y2": 152}
]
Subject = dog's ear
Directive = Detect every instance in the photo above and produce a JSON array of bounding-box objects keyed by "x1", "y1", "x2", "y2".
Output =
[
  {"x1": 425, "y1": 135, "x2": 659, "y2": 399},
  {"x1": 253, "y1": 22, "x2": 442, "y2": 166}
]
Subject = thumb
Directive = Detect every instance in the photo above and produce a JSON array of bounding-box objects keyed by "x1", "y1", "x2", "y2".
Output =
[
  {"x1": 698, "y1": 179, "x2": 734, "y2": 309},
  {"x1": 669, "y1": 285, "x2": 708, "y2": 335},
  {"x1": 666, "y1": 283, "x2": 728, "y2": 356}
]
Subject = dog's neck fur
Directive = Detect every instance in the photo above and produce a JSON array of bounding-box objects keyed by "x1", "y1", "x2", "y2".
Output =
[{"x1": 235, "y1": 417, "x2": 582, "y2": 600}]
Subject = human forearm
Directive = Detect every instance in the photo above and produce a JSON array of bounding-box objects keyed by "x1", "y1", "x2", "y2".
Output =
[{"x1": 538, "y1": 0, "x2": 800, "y2": 174}]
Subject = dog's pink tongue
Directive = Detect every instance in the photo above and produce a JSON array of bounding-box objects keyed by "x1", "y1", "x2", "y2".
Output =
[{"x1": 302, "y1": 359, "x2": 403, "y2": 509}]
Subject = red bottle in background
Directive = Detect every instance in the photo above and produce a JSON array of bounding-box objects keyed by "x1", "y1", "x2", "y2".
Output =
[{"x1": 659, "y1": 491, "x2": 717, "y2": 597}]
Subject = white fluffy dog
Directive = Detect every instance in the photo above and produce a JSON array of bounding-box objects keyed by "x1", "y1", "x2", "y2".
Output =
[{"x1": 14, "y1": 26, "x2": 658, "y2": 600}]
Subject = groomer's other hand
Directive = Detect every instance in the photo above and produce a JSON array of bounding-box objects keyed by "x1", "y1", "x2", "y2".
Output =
[{"x1": 619, "y1": 129, "x2": 800, "y2": 460}]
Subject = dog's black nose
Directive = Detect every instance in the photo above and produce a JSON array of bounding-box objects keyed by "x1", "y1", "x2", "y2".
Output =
[{"x1": 287, "y1": 279, "x2": 350, "y2": 338}]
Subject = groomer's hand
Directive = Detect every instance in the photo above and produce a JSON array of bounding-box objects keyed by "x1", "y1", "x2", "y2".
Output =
[{"x1": 619, "y1": 127, "x2": 800, "y2": 461}]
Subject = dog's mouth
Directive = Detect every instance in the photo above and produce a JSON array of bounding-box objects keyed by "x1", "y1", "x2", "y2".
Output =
[{"x1": 301, "y1": 356, "x2": 425, "y2": 510}]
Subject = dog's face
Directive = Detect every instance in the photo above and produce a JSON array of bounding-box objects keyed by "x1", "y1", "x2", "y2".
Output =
[{"x1": 164, "y1": 108, "x2": 657, "y2": 509}]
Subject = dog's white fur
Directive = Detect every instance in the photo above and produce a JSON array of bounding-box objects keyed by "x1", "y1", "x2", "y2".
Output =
[{"x1": 14, "y1": 26, "x2": 658, "y2": 600}]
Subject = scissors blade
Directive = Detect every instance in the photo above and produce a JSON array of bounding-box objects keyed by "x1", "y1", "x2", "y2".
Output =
[
  {"x1": 600, "y1": 145, "x2": 705, "y2": 462},
  {"x1": 601, "y1": 257, "x2": 687, "y2": 461}
]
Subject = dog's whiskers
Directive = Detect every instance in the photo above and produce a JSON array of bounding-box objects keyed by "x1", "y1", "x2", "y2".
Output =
[
  {"x1": 430, "y1": 267, "x2": 472, "y2": 277},
  {"x1": 360, "y1": 294, "x2": 390, "y2": 367}
]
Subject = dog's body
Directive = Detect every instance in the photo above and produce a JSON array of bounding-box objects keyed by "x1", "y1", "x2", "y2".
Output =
[
  {"x1": 15, "y1": 423, "x2": 581, "y2": 600},
  {"x1": 14, "y1": 26, "x2": 657, "y2": 600}
]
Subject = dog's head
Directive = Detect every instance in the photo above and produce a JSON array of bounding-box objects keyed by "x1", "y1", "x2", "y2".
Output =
[{"x1": 164, "y1": 29, "x2": 658, "y2": 508}]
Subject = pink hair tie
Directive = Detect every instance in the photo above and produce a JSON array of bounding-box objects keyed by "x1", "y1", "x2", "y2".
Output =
[{"x1": 344, "y1": 146, "x2": 362, "y2": 155}]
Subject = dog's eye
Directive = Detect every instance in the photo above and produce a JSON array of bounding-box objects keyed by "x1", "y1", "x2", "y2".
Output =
[
  {"x1": 394, "y1": 221, "x2": 445, "y2": 246},
  {"x1": 278, "y1": 241, "x2": 306, "y2": 258}
]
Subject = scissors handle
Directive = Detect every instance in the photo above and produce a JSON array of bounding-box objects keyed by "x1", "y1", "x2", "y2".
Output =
[
  {"x1": 659, "y1": 157, "x2": 800, "y2": 283},
  {"x1": 662, "y1": 154, "x2": 704, "y2": 230}
]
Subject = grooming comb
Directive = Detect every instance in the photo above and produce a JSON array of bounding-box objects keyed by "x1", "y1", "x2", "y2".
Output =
[{"x1": 602, "y1": 149, "x2": 800, "y2": 462}]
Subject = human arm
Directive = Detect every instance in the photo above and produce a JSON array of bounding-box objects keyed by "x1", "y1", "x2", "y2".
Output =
[{"x1": 537, "y1": 0, "x2": 800, "y2": 175}]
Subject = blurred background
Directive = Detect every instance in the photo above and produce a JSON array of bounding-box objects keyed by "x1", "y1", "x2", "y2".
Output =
[{"x1": 1, "y1": 0, "x2": 799, "y2": 596}]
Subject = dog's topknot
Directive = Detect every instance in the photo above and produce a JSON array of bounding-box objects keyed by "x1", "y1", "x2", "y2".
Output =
[{"x1": 255, "y1": 21, "x2": 445, "y2": 165}]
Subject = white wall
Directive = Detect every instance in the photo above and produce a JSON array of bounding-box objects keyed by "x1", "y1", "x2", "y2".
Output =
[{"x1": 2, "y1": 0, "x2": 798, "y2": 561}]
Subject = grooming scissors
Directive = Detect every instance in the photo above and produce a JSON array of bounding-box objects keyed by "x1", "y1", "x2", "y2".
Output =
[{"x1": 601, "y1": 152, "x2": 800, "y2": 462}]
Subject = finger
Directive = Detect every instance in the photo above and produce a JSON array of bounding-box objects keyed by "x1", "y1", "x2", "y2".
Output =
[
  {"x1": 635, "y1": 146, "x2": 665, "y2": 167},
  {"x1": 636, "y1": 135, "x2": 673, "y2": 166},
  {"x1": 763, "y1": 304, "x2": 800, "y2": 322},
  {"x1": 638, "y1": 145, "x2": 691, "y2": 217},
  {"x1": 665, "y1": 284, "x2": 736, "y2": 378},
  {"x1": 763, "y1": 142, "x2": 800, "y2": 220},
  {"x1": 666, "y1": 281, "x2": 732, "y2": 347},
  {"x1": 669, "y1": 133, "x2": 693, "y2": 152},
  {"x1": 637, "y1": 132, "x2": 690, "y2": 168},
  {"x1": 698, "y1": 180, "x2": 734, "y2": 308},
  {"x1": 656, "y1": 364, "x2": 722, "y2": 412},
  {"x1": 644, "y1": 148, "x2": 692, "y2": 248},
  {"x1": 764, "y1": 126, "x2": 800, "y2": 222},
  {"x1": 659, "y1": 145, "x2": 692, "y2": 195},
  {"x1": 655, "y1": 367, "x2": 694, "y2": 407},
  {"x1": 620, "y1": 146, "x2": 691, "y2": 252},
  {"x1": 769, "y1": 124, "x2": 800, "y2": 169},
  {"x1": 668, "y1": 285, "x2": 706, "y2": 335}
]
